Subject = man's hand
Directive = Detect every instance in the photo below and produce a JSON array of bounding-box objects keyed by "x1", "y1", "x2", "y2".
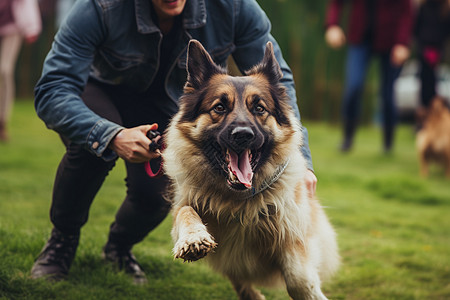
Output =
[
  {"x1": 325, "y1": 25, "x2": 346, "y2": 49},
  {"x1": 109, "y1": 123, "x2": 161, "y2": 163},
  {"x1": 25, "y1": 34, "x2": 39, "y2": 44},
  {"x1": 391, "y1": 44, "x2": 410, "y2": 67},
  {"x1": 305, "y1": 169, "x2": 317, "y2": 198}
]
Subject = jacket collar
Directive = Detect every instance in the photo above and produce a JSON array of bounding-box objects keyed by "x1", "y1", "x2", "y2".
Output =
[{"x1": 135, "y1": 0, "x2": 207, "y2": 34}]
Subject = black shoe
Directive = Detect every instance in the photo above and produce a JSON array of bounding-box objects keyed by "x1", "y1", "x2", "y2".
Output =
[
  {"x1": 383, "y1": 145, "x2": 393, "y2": 155},
  {"x1": 102, "y1": 242, "x2": 147, "y2": 285},
  {"x1": 30, "y1": 228, "x2": 79, "y2": 281},
  {"x1": 340, "y1": 120, "x2": 356, "y2": 152},
  {"x1": 340, "y1": 139, "x2": 353, "y2": 152}
]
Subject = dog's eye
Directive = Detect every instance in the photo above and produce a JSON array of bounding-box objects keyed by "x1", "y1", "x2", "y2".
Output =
[
  {"x1": 254, "y1": 104, "x2": 265, "y2": 114},
  {"x1": 214, "y1": 104, "x2": 226, "y2": 114}
]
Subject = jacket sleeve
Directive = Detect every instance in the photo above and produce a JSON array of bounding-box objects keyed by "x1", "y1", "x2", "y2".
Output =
[
  {"x1": 395, "y1": 0, "x2": 413, "y2": 47},
  {"x1": 34, "y1": 0, "x2": 123, "y2": 160},
  {"x1": 325, "y1": 0, "x2": 344, "y2": 28},
  {"x1": 231, "y1": 0, "x2": 314, "y2": 171}
]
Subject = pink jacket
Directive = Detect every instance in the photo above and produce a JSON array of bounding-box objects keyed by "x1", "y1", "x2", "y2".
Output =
[{"x1": 0, "y1": 0, "x2": 41, "y2": 41}]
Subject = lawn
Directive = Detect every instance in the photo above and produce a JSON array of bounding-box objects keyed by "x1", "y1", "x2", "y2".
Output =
[{"x1": 0, "y1": 100, "x2": 449, "y2": 299}]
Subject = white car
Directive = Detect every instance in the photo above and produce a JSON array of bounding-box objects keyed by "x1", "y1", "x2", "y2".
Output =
[{"x1": 395, "y1": 60, "x2": 450, "y2": 120}]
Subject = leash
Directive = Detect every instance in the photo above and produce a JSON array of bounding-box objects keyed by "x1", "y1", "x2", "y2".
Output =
[
  {"x1": 144, "y1": 159, "x2": 164, "y2": 178},
  {"x1": 144, "y1": 130, "x2": 164, "y2": 178}
]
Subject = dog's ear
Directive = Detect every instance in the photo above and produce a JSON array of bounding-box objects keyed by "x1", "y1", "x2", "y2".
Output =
[
  {"x1": 246, "y1": 42, "x2": 291, "y2": 126},
  {"x1": 185, "y1": 40, "x2": 224, "y2": 90},
  {"x1": 246, "y1": 41, "x2": 283, "y2": 84}
]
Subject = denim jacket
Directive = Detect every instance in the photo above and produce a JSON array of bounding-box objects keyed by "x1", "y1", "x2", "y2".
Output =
[{"x1": 35, "y1": 0, "x2": 313, "y2": 170}]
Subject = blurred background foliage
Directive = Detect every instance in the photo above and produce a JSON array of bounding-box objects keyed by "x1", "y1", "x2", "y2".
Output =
[
  {"x1": 259, "y1": 0, "x2": 351, "y2": 122},
  {"x1": 14, "y1": 0, "x2": 450, "y2": 123}
]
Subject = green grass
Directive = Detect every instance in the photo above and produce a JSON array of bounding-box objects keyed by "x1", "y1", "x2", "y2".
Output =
[{"x1": 1, "y1": 100, "x2": 449, "y2": 299}]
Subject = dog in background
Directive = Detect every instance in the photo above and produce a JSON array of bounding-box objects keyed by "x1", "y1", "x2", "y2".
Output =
[
  {"x1": 416, "y1": 96, "x2": 450, "y2": 178},
  {"x1": 163, "y1": 40, "x2": 339, "y2": 300}
]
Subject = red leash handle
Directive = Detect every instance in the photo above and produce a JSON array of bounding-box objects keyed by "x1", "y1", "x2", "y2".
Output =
[
  {"x1": 144, "y1": 160, "x2": 164, "y2": 178},
  {"x1": 144, "y1": 141, "x2": 165, "y2": 178},
  {"x1": 145, "y1": 130, "x2": 164, "y2": 178}
]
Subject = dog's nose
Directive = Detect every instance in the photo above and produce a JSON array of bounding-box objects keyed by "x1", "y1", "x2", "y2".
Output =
[{"x1": 231, "y1": 126, "x2": 254, "y2": 143}]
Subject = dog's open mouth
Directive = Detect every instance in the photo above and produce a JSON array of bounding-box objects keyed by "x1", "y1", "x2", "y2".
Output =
[{"x1": 226, "y1": 149, "x2": 259, "y2": 190}]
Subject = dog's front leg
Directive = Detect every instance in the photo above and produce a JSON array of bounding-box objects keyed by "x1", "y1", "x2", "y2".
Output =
[
  {"x1": 280, "y1": 250, "x2": 328, "y2": 300},
  {"x1": 418, "y1": 153, "x2": 429, "y2": 177},
  {"x1": 171, "y1": 206, "x2": 217, "y2": 262}
]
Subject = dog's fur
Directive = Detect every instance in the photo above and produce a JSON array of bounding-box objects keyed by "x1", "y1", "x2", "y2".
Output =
[
  {"x1": 416, "y1": 96, "x2": 450, "y2": 177},
  {"x1": 163, "y1": 40, "x2": 339, "y2": 300}
]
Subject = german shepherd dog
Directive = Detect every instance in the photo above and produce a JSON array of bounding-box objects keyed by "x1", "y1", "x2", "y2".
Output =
[
  {"x1": 416, "y1": 96, "x2": 450, "y2": 178},
  {"x1": 163, "y1": 40, "x2": 339, "y2": 300}
]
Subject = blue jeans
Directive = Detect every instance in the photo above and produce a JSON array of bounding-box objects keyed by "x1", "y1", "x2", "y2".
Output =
[{"x1": 342, "y1": 42, "x2": 401, "y2": 149}]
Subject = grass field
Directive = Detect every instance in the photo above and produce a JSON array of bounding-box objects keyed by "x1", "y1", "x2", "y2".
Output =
[{"x1": 1, "y1": 100, "x2": 449, "y2": 300}]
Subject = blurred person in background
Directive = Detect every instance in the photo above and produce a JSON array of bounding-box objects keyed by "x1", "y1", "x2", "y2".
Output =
[
  {"x1": 0, "y1": 0, "x2": 41, "y2": 142},
  {"x1": 325, "y1": 0, "x2": 414, "y2": 153},
  {"x1": 414, "y1": 0, "x2": 450, "y2": 111}
]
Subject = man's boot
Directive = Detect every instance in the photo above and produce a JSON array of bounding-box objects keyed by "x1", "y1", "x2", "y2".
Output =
[
  {"x1": 102, "y1": 240, "x2": 147, "y2": 285},
  {"x1": 31, "y1": 228, "x2": 79, "y2": 281}
]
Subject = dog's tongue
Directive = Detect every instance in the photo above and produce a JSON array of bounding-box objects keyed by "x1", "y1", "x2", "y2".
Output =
[{"x1": 229, "y1": 150, "x2": 253, "y2": 188}]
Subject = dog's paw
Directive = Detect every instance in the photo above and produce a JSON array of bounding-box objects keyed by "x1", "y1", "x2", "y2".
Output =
[{"x1": 173, "y1": 232, "x2": 217, "y2": 262}]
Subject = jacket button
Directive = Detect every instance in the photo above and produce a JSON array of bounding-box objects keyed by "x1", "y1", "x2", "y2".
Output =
[{"x1": 92, "y1": 142, "x2": 99, "y2": 150}]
